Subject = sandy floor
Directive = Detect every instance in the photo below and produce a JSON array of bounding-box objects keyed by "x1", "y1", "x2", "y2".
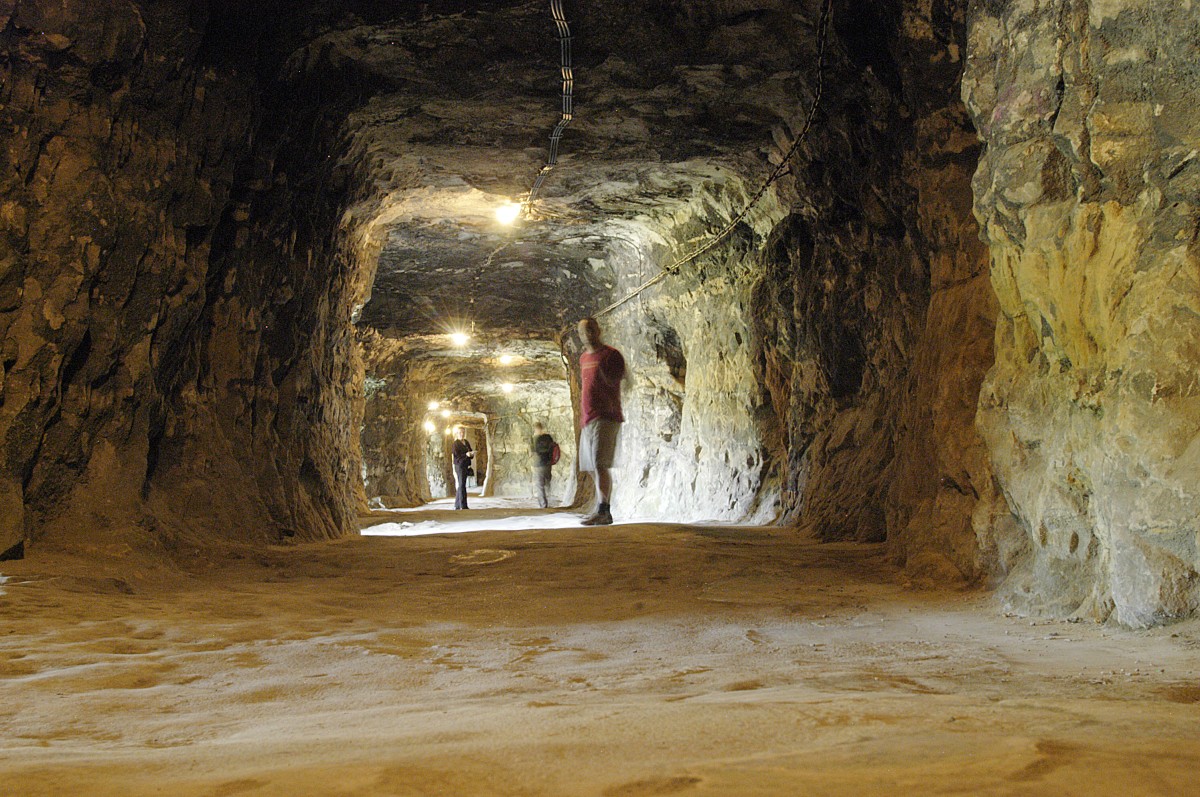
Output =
[{"x1": 2, "y1": 500, "x2": 1199, "y2": 796}]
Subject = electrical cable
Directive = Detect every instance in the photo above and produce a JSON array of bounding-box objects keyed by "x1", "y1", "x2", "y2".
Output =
[
  {"x1": 472, "y1": 1, "x2": 572, "y2": 310},
  {"x1": 594, "y1": 0, "x2": 835, "y2": 318},
  {"x1": 526, "y1": 0, "x2": 574, "y2": 207}
]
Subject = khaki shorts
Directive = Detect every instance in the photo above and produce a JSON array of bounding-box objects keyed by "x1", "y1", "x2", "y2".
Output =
[{"x1": 578, "y1": 419, "x2": 620, "y2": 471}]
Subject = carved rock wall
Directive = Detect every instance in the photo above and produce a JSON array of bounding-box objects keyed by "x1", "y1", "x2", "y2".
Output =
[
  {"x1": 550, "y1": 0, "x2": 994, "y2": 579},
  {"x1": 0, "y1": 0, "x2": 366, "y2": 554},
  {"x1": 965, "y1": 0, "x2": 1200, "y2": 625},
  {"x1": 488, "y1": 385, "x2": 575, "y2": 503}
]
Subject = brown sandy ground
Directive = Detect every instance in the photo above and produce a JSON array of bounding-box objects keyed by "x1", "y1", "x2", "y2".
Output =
[{"x1": 1, "y1": 506, "x2": 1199, "y2": 796}]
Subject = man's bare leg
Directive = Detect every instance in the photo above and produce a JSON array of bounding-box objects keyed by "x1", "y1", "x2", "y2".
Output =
[{"x1": 581, "y1": 469, "x2": 614, "y2": 525}]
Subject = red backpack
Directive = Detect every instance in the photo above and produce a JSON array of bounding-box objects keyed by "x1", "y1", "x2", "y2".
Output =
[{"x1": 550, "y1": 443, "x2": 561, "y2": 465}]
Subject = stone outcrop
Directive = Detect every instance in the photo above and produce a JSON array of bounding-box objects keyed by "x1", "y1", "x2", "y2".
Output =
[
  {"x1": 965, "y1": 0, "x2": 1200, "y2": 625},
  {"x1": 0, "y1": 0, "x2": 368, "y2": 553}
]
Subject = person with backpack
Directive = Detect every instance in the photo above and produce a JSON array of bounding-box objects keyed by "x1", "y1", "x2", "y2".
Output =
[{"x1": 531, "y1": 421, "x2": 559, "y2": 509}]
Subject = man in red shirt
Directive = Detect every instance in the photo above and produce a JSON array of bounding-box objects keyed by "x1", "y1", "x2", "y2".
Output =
[{"x1": 577, "y1": 317, "x2": 626, "y2": 525}]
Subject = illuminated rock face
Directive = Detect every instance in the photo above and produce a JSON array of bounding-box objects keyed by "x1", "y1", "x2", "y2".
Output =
[
  {"x1": 572, "y1": 0, "x2": 995, "y2": 589},
  {"x1": 965, "y1": 1, "x2": 1200, "y2": 625}
]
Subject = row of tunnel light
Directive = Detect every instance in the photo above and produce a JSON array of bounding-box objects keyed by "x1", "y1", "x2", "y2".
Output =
[{"x1": 420, "y1": 342, "x2": 523, "y2": 436}]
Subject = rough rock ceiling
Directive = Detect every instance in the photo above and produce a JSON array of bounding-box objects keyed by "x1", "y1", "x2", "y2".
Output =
[
  {"x1": 359, "y1": 329, "x2": 568, "y2": 407},
  {"x1": 319, "y1": 0, "x2": 824, "y2": 362}
]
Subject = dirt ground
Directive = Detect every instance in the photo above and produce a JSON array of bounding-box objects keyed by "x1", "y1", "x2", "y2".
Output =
[{"x1": 2, "y1": 498, "x2": 1199, "y2": 796}]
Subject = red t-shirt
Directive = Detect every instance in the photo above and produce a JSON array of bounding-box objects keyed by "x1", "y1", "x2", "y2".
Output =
[{"x1": 580, "y1": 345, "x2": 625, "y2": 427}]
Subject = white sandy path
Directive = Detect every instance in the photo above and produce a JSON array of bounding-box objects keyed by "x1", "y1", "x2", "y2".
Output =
[{"x1": 1, "y1": 507, "x2": 1198, "y2": 796}]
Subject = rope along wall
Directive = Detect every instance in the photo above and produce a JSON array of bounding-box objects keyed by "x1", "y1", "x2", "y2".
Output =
[{"x1": 594, "y1": 0, "x2": 836, "y2": 319}]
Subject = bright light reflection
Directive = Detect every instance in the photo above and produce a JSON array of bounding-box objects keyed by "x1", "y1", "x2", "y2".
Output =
[
  {"x1": 449, "y1": 331, "x2": 470, "y2": 347},
  {"x1": 362, "y1": 510, "x2": 591, "y2": 537},
  {"x1": 495, "y1": 202, "x2": 522, "y2": 225},
  {"x1": 501, "y1": 383, "x2": 514, "y2": 394}
]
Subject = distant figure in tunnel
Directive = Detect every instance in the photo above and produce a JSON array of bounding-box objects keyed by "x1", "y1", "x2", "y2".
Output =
[
  {"x1": 531, "y1": 422, "x2": 558, "y2": 509},
  {"x1": 577, "y1": 317, "x2": 625, "y2": 526},
  {"x1": 451, "y1": 426, "x2": 475, "y2": 510}
]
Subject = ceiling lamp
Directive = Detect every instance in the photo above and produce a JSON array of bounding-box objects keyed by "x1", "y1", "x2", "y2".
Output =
[
  {"x1": 423, "y1": 420, "x2": 436, "y2": 433},
  {"x1": 449, "y1": 331, "x2": 470, "y2": 347},
  {"x1": 440, "y1": 409, "x2": 451, "y2": 418},
  {"x1": 495, "y1": 201, "x2": 523, "y2": 225},
  {"x1": 428, "y1": 400, "x2": 440, "y2": 410},
  {"x1": 498, "y1": 354, "x2": 514, "y2": 366},
  {"x1": 501, "y1": 383, "x2": 514, "y2": 394}
]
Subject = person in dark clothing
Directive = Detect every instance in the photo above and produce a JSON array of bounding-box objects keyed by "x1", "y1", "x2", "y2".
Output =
[
  {"x1": 451, "y1": 426, "x2": 475, "y2": 510},
  {"x1": 531, "y1": 421, "x2": 557, "y2": 509}
]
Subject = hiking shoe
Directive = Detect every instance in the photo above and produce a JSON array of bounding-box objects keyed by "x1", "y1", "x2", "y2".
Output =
[{"x1": 580, "y1": 511, "x2": 613, "y2": 526}]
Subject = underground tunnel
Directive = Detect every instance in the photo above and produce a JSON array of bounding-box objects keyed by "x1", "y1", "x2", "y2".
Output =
[{"x1": 2, "y1": 0, "x2": 1200, "y2": 793}]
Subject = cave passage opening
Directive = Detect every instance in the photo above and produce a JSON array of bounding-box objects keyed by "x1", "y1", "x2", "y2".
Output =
[
  {"x1": 322, "y1": 0, "x2": 834, "y2": 529},
  {"x1": 345, "y1": 168, "x2": 786, "y2": 529}
]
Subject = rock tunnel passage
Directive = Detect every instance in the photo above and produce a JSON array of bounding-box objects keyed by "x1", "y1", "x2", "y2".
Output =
[{"x1": 4, "y1": 0, "x2": 1200, "y2": 792}]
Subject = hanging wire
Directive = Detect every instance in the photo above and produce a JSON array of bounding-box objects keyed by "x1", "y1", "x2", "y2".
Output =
[
  {"x1": 463, "y1": 3, "x2": 572, "y2": 345},
  {"x1": 526, "y1": 0, "x2": 574, "y2": 207},
  {"x1": 594, "y1": 0, "x2": 835, "y2": 318}
]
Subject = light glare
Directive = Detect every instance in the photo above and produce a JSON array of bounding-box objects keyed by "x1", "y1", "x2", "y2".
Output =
[
  {"x1": 449, "y1": 332, "x2": 470, "y2": 347},
  {"x1": 498, "y1": 354, "x2": 514, "y2": 365},
  {"x1": 423, "y1": 420, "x2": 436, "y2": 433},
  {"x1": 495, "y1": 202, "x2": 522, "y2": 225},
  {"x1": 440, "y1": 409, "x2": 451, "y2": 418},
  {"x1": 428, "y1": 400, "x2": 440, "y2": 410},
  {"x1": 501, "y1": 383, "x2": 514, "y2": 394}
]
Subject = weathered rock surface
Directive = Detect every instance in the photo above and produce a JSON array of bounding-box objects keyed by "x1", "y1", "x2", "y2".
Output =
[
  {"x1": 0, "y1": 0, "x2": 367, "y2": 552},
  {"x1": 965, "y1": 0, "x2": 1200, "y2": 625}
]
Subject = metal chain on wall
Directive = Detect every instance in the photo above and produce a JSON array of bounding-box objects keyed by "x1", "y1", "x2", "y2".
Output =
[{"x1": 594, "y1": 0, "x2": 836, "y2": 318}]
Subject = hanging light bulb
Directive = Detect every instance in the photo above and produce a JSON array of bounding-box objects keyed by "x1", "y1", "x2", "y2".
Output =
[
  {"x1": 440, "y1": 409, "x2": 451, "y2": 418},
  {"x1": 501, "y1": 383, "x2": 514, "y2": 394},
  {"x1": 423, "y1": 420, "x2": 436, "y2": 433},
  {"x1": 428, "y1": 400, "x2": 440, "y2": 410},
  {"x1": 449, "y1": 331, "x2": 470, "y2": 347},
  {"x1": 498, "y1": 354, "x2": 514, "y2": 366},
  {"x1": 495, "y1": 201, "x2": 522, "y2": 225}
]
